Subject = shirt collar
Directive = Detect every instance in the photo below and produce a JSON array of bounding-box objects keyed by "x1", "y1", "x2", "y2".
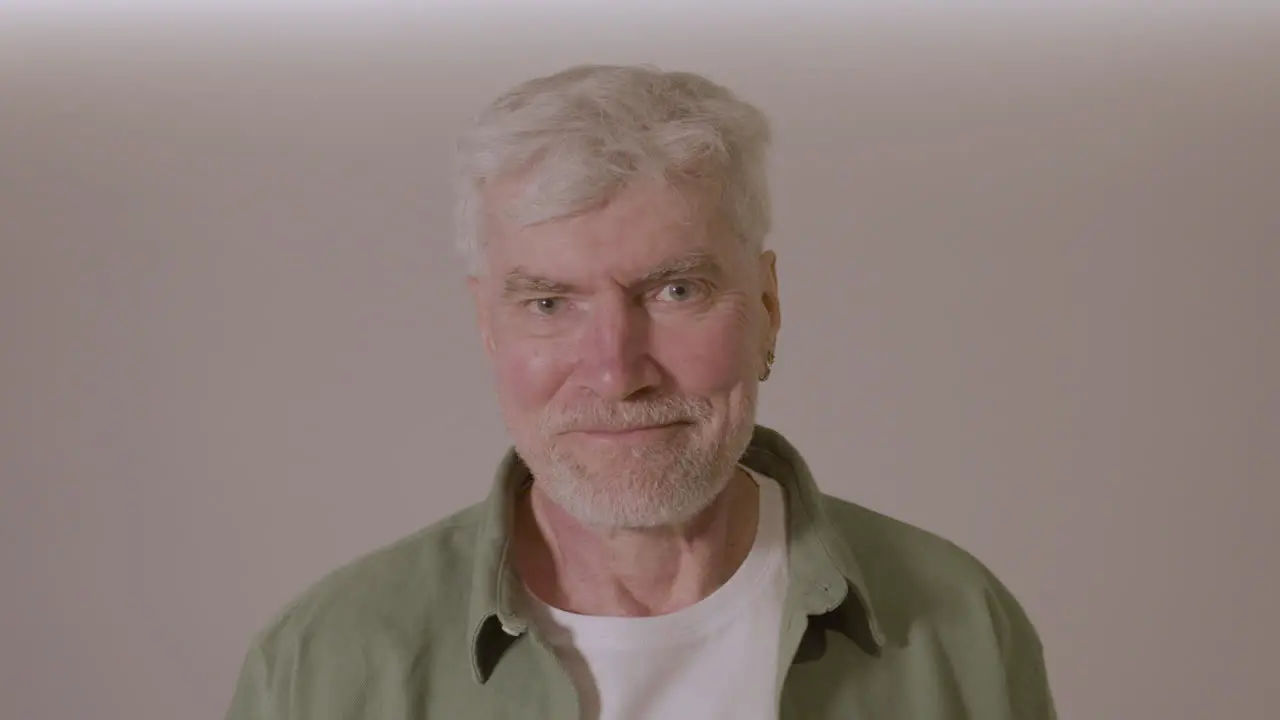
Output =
[{"x1": 466, "y1": 424, "x2": 886, "y2": 683}]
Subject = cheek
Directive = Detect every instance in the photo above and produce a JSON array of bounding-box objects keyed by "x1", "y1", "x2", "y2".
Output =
[
  {"x1": 656, "y1": 315, "x2": 755, "y2": 394},
  {"x1": 493, "y1": 340, "x2": 566, "y2": 416}
]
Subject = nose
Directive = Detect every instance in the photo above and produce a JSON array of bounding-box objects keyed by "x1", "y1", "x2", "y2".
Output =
[{"x1": 573, "y1": 295, "x2": 661, "y2": 401}]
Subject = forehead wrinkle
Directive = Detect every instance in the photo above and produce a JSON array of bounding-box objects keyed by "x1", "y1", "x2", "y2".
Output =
[{"x1": 485, "y1": 184, "x2": 742, "y2": 296}]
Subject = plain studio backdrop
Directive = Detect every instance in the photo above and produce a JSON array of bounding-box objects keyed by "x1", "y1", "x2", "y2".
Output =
[{"x1": 1, "y1": 2, "x2": 1277, "y2": 718}]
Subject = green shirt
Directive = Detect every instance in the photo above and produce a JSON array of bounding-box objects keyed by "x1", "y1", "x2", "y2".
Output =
[{"x1": 225, "y1": 425, "x2": 1056, "y2": 719}]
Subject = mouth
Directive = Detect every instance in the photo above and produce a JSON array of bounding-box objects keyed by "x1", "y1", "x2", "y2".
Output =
[{"x1": 568, "y1": 421, "x2": 691, "y2": 440}]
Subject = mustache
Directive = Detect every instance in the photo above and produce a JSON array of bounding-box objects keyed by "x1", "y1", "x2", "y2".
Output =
[{"x1": 541, "y1": 396, "x2": 712, "y2": 434}]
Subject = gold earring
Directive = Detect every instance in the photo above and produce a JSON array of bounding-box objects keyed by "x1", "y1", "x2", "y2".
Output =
[{"x1": 759, "y1": 348, "x2": 775, "y2": 382}]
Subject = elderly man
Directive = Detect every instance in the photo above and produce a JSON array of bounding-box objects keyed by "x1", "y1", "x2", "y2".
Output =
[{"x1": 225, "y1": 64, "x2": 1056, "y2": 719}]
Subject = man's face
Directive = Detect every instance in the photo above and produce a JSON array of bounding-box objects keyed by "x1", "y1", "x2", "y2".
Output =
[{"x1": 469, "y1": 181, "x2": 781, "y2": 529}]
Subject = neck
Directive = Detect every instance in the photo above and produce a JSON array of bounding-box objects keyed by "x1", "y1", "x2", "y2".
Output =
[{"x1": 514, "y1": 468, "x2": 759, "y2": 617}]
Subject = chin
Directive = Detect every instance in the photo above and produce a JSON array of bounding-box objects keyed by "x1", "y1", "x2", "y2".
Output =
[
  {"x1": 512, "y1": 403, "x2": 757, "y2": 527},
  {"x1": 536, "y1": 449, "x2": 734, "y2": 529}
]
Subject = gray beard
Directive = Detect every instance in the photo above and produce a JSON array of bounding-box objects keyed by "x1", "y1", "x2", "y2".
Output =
[{"x1": 524, "y1": 415, "x2": 756, "y2": 529}]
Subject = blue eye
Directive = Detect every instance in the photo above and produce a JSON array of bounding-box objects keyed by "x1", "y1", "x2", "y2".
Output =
[
  {"x1": 659, "y1": 281, "x2": 699, "y2": 302},
  {"x1": 530, "y1": 297, "x2": 563, "y2": 315}
]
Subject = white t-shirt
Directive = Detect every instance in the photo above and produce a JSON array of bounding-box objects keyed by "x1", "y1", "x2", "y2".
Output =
[{"x1": 522, "y1": 468, "x2": 790, "y2": 720}]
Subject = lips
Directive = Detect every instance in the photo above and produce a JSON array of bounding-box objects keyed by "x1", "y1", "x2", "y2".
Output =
[{"x1": 569, "y1": 421, "x2": 690, "y2": 436}]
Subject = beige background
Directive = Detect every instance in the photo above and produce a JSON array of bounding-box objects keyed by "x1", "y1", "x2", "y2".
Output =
[{"x1": 2, "y1": 5, "x2": 1277, "y2": 719}]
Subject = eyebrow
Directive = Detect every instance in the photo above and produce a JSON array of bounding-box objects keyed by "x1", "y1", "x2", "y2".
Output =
[
  {"x1": 501, "y1": 273, "x2": 571, "y2": 296},
  {"x1": 639, "y1": 251, "x2": 724, "y2": 285},
  {"x1": 501, "y1": 251, "x2": 725, "y2": 298}
]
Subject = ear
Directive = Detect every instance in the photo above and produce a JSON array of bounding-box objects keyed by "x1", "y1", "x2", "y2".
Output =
[
  {"x1": 467, "y1": 275, "x2": 497, "y2": 358},
  {"x1": 758, "y1": 250, "x2": 782, "y2": 343}
]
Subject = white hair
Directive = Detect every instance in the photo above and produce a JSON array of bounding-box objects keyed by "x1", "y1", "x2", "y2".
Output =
[{"x1": 452, "y1": 64, "x2": 773, "y2": 274}]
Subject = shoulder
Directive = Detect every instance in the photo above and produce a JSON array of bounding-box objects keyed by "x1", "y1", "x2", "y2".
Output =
[
  {"x1": 819, "y1": 494, "x2": 1056, "y2": 714},
  {"x1": 821, "y1": 494, "x2": 989, "y2": 588},
  {"x1": 818, "y1": 493, "x2": 1044, "y2": 652},
  {"x1": 249, "y1": 501, "x2": 486, "y2": 667},
  {"x1": 224, "y1": 503, "x2": 488, "y2": 718},
  {"x1": 806, "y1": 494, "x2": 1056, "y2": 715}
]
